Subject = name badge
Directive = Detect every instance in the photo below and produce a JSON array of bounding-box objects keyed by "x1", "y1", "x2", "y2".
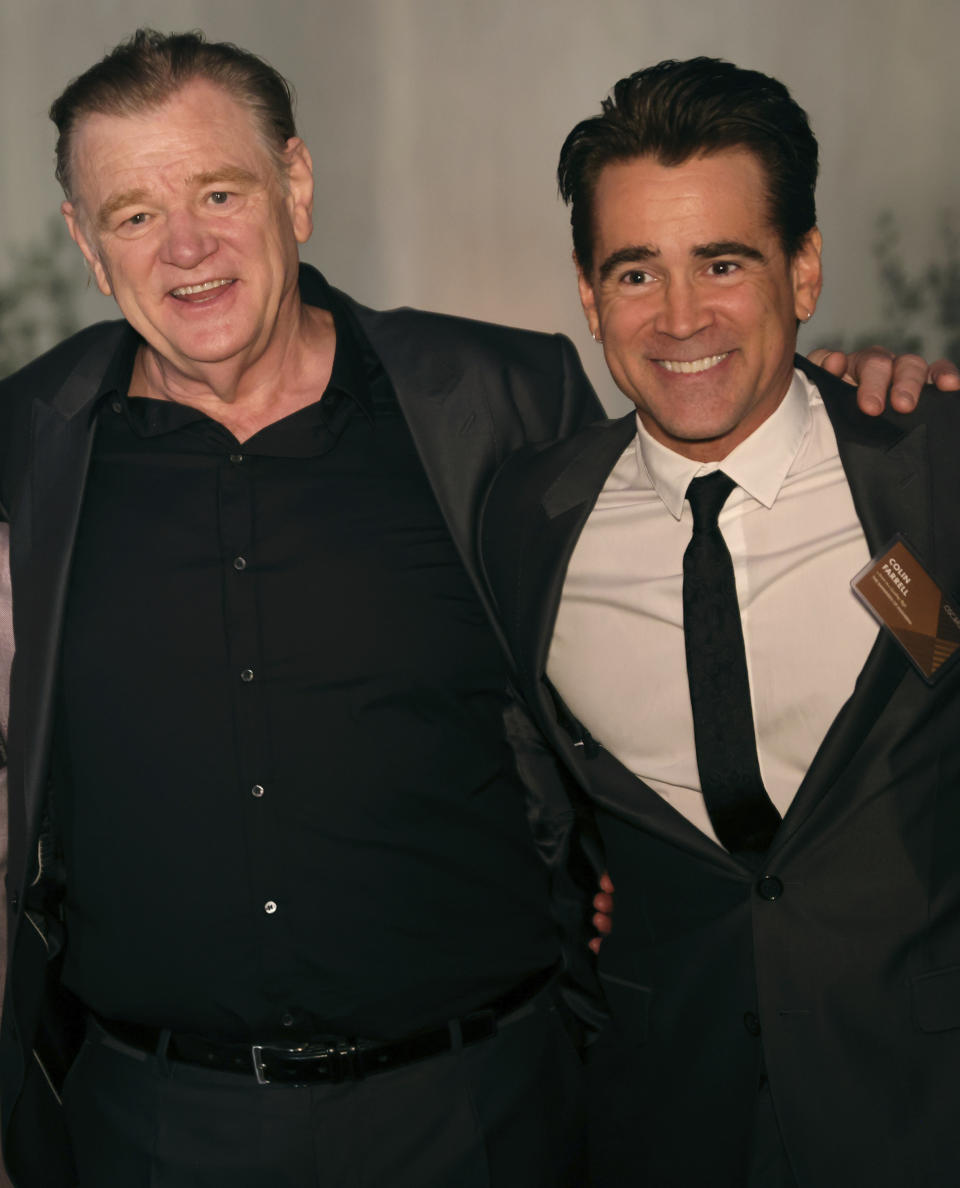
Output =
[{"x1": 851, "y1": 535, "x2": 960, "y2": 683}]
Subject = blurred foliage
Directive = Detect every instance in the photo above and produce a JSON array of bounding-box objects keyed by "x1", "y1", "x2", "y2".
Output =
[
  {"x1": 847, "y1": 210, "x2": 960, "y2": 362},
  {"x1": 0, "y1": 216, "x2": 86, "y2": 378}
]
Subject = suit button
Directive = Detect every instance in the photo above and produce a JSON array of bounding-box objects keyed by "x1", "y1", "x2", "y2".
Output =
[
  {"x1": 756, "y1": 875, "x2": 783, "y2": 901},
  {"x1": 743, "y1": 1012, "x2": 761, "y2": 1036}
]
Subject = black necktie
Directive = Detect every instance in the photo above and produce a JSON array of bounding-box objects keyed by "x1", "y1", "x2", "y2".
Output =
[{"x1": 682, "y1": 471, "x2": 780, "y2": 859}]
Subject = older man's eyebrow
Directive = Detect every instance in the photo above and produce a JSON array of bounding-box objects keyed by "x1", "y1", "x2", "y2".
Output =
[
  {"x1": 692, "y1": 240, "x2": 767, "y2": 263},
  {"x1": 188, "y1": 166, "x2": 261, "y2": 189},
  {"x1": 97, "y1": 189, "x2": 149, "y2": 227},
  {"x1": 597, "y1": 244, "x2": 658, "y2": 282},
  {"x1": 96, "y1": 167, "x2": 262, "y2": 227}
]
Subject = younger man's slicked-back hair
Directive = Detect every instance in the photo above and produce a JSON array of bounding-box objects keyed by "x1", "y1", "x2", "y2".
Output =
[
  {"x1": 50, "y1": 28, "x2": 298, "y2": 199},
  {"x1": 557, "y1": 58, "x2": 819, "y2": 275}
]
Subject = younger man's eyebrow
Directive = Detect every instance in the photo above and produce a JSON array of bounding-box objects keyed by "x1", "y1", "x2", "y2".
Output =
[
  {"x1": 597, "y1": 244, "x2": 658, "y2": 282},
  {"x1": 692, "y1": 240, "x2": 766, "y2": 263}
]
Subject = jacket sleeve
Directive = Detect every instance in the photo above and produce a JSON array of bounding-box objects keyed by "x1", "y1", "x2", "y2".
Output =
[
  {"x1": 556, "y1": 333, "x2": 604, "y2": 433},
  {"x1": 501, "y1": 688, "x2": 608, "y2": 1040}
]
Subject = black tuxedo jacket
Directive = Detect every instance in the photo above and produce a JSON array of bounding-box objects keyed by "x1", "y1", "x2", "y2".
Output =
[
  {"x1": 480, "y1": 358, "x2": 960, "y2": 1188},
  {"x1": 0, "y1": 265, "x2": 603, "y2": 1188}
]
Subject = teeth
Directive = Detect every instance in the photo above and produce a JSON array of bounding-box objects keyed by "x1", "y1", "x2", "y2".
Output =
[
  {"x1": 171, "y1": 279, "x2": 233, "y2": 297},
  {"x1": 656, "y1": 353, "x2": 729, "y2": 374}
]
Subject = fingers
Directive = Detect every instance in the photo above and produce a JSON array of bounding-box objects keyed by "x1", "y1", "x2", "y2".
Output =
[
  {"x1": 592, "y1": 894, "x2": 614, "y2": 927},
  {"x1": 811, "y1": 346, "x2": 959, "y2": 415},
  {"x1": 807, "y1": 348, "x2": 849, "y2": 377},
  {"x1": 590, "y1": 870, "x2": 615, "y2": 951},
  {"x1": 843, "y1": 346, "x2": 898, "y2": 415},
  {"x1": 928, "y1": 358, "x2": 960, "y2": 391},
  {"x1": 594, "y1": 872, "x2": 614, "y2": 919},
  {"x1": 887, "y1": 353, "x2": 933, "y2": 413},
  {"x1": 593, "y1": 879, "x2": 614, "y2": 926}
]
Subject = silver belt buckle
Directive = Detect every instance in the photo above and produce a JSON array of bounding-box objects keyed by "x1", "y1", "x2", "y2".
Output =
[
  {"x1": 251, "y1": 1044, "x2": 270, "y2": 1085},
  {"x1": 250, "y1": 1040, "x2": 362, "y2": 1085}
]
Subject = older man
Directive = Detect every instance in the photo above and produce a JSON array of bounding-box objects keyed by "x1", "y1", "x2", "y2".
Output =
[
  {"x1": 0, "y1": 32, "x2": 949, "y2": 1188},
  {"x1": 482, "y1": 58, "x2": 960, "y2": 1188},
  {"x1": 0, "y1": 30, "x2": 603, "y2": 1188}
]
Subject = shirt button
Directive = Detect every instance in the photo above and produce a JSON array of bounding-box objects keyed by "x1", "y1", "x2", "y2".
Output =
[
  {"x1": 251, "y1": 784, "x2": 265, "y2": 798},
  {"x1": 281, "y1": 1012, "x2": 295, "y2": 1028},
  {"x1": 111, "y1": 399, "x2": 123, "y2": 414},
  {"x1": 233, "y1": 556, "x2": 247, "y2": 571},
  {"x1": 756, "y1": 875, "x2": 784, "y2": 901},
  {"x1": 240, "y1": 668, "x2": 255, "y2": 682},
  {"x1": 743, "y1": 1012, "x2": 762, "y2": 1037},
  {"x1": 264, "y1": 901, "x2": 277, "y2": 915},
  {"x1": 229, "y1": 453, "x2": 244, "y2": 464}
]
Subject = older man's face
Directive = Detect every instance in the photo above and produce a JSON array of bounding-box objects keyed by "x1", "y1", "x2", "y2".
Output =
[
  {"x1": 62, "y1": 78, "x2": 313, "y2": 380},
  {"x1": 577, "y1": 149, "x2": 822, "y2": 461}
]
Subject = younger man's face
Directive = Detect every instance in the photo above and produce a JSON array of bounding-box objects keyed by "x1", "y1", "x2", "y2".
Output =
[{"x1": 577, "y1": 148, "x2": 822, "y2": 461}]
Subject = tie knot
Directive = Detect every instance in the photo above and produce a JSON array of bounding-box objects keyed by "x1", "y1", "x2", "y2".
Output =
[{"x1": 686, "y1": 470, "x2": 736, "y2": 533}]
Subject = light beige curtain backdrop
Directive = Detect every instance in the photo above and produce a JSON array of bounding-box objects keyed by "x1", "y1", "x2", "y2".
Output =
[{"x1": 0, "y1": 0, "x2": 956, "y2": 403}]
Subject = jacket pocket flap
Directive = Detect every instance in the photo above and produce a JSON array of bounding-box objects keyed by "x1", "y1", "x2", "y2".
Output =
[{"x1": 598, "y1": 971, "x2": 652, "y2": 1046}]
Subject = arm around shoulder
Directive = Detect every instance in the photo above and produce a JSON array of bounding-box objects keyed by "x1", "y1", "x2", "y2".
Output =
[{"x1": 554, "y1": 333, "x2": 604, "y2": 437}]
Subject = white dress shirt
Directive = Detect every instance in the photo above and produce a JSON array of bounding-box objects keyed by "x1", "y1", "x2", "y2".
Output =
[{"x1": 547, "y1": 371, "x2": 879, "y2": 847}]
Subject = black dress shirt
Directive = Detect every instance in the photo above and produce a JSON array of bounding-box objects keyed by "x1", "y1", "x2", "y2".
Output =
[{"x1": 55, "y1": 282, "x2": 559, "y2": 1041}]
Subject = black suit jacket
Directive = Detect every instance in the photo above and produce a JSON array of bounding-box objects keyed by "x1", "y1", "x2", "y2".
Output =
[
  {"x1": 0, "y1": 265, "x2": 603, "y2": 1188},
  {"x1": 480, "y1": 358, "x2": 960, "y2": 1188}
]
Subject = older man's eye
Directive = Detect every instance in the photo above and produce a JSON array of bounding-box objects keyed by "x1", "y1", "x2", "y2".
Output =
[
  {"x1": 209, "y1": 191, "x2": 230, "y2": 205},
  {"x1": 708, "y1": 260, "x2": 740, "y2": 276},
  {"x1": 127, "y1": 213, "x2": 148, "y2": 226}
]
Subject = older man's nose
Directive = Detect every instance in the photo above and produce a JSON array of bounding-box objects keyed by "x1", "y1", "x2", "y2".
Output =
[{"x1": 160, "y1": 210, "x2": 218, "y2": 270}]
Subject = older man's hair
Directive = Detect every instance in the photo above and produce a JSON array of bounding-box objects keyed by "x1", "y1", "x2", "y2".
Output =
[
  {"x1": 50, "y1": 28, "x2": 298, "y2": 199},
  {"x1": 557, "y1": 57, "x2": 819, "y2": 276}
]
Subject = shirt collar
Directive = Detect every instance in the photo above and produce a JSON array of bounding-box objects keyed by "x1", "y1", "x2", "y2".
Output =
[
  {"x1": 93, "y1": 324, "x2": 140, "y2": 412},
  {"x1": 326, "y1": 289, "x2": 375, "y2": 423},
  {"x1": 95, "y1": 266, "x2": 376, "y2": 432},
  {"x1": 634, "y1": 369, "x2": 813, "y2": 520}
]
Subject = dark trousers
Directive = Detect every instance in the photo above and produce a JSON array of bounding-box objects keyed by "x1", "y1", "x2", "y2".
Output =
[{"x1": 63, "y1": 997, "x2": 586, "y2": 1187}]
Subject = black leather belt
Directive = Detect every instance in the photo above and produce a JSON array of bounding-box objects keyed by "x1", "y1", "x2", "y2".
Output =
[{"x1": 93, "y1": 966, "x2": 554, "y2": 1086}]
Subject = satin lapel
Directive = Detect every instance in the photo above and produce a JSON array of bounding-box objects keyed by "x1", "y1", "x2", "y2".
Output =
[
  {"x1": 523, "y1": 415, "x2": 636, "y2": 692},
  {"x1": 518, "y1": 415, "x2": 740, "y2": 870},
  {"x1": 8, "y1": 331, "x2": 118, "y2": 864},
  {"x1": 350, "y1": 306, "x2": 471, "y2": 529},
  {"x1": 572, "y1": 740, "x2": 745, "y2": 874},
  {"x1": 346, "y1": 300, "x2": 507, "y2": 602},
  {"x1": 775, "y1": 362, "x2": 930, "y2": 849}
]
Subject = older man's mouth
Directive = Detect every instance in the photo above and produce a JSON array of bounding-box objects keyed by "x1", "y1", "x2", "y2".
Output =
[
  {"x1": 170, "y1": 279, "x2": 235, "y2": 302},
  {"x1": 654, "y1": 353, "x2": 730, "y2": 375}
]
